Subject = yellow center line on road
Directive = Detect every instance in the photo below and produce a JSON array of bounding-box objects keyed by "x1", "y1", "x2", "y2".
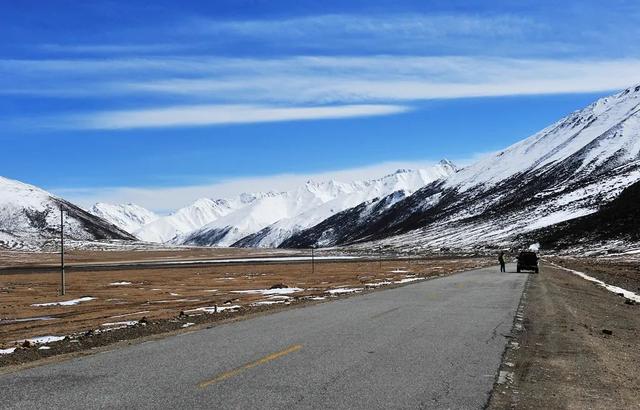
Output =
[{"x1": 198, "y1": 344, "x2": 303, "y2": 388}]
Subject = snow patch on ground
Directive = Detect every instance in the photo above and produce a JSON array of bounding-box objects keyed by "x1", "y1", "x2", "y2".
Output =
[
  {"x1": 394, "y1": 277, "x2": 424, "y2": 284},
  {"x1": 326, "y1": 287, "x2": 363, "y2": 294},
  {"x1": 182, "y1": 322, "x2": 195, "y2": 328},
  {"x1": 101, "y1": 321, "x2": 138, "y2": 327},
  {"x1": 109, "y1": 281, "x2": 132, "y2": 286},
  {"x1": 251, "y1": 300, "x2": 287, "y2": 306},
  {"x1": 26, "y1": 335, "x2": 66, "y2": 344},
  {"x1": 364, "y1": 281, "x2": 393, "y2": 287},
  {"x1": 32, "y1": 297, "x2": 95, "y2": 307},
  {"x1": 553, "y1": 263, "x2": 640, "y2": 303},
  {"x1": 231, "y1": 287, "x2": 303, "y2": 295},
  {"x1": 185, "y1": 305, "x2": 241, "y2": 314},
  {"x1": 0, "y1": 348, "x2": 16, "y2": 355}
]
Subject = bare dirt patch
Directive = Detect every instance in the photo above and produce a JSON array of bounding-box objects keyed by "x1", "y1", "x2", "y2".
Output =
[
  {"x1": 0, "y1": 251, "x2": 492, "y2": 367},
  {"x1": 488, "y1": 263, "x2": 640, "y2": 409}
]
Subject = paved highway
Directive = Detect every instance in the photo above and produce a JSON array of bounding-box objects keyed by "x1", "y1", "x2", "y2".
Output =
[{"x1": 0, "y1": 264, "x2": 527, "y2": 409}]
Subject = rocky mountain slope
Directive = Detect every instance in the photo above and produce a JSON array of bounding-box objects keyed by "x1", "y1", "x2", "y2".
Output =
[
  {"x1": 283, "y1": 85, "x2": 640, "y2": 250},
  {"x1": 89, "y1": 203, "x2": 158, "y2": 235},
  {"x1": 522, "y1": 179, "x2": 640, "y2": 250},
  {"x1": 0, "y1": 176, "x2": 136, "y2": 249}
]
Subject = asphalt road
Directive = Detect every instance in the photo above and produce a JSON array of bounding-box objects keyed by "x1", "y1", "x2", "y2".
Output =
[{"x1": 0, "y1": 264, "x2": 527, "y2": 409}]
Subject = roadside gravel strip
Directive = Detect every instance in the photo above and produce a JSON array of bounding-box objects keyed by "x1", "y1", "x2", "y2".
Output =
[
  {"x1": 0, "y1": 266, "x2": 526, "y2": 409},
  {"x1": 488, "y1": 263, "x2": 640, "y2": 409}
]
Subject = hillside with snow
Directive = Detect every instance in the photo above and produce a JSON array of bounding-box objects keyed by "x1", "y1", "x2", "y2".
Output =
[
  {"x1": 89, "y1": 203, "x2": 158, "y2": 235},
  {"x1": 177, "y1": 163, "x2": 455, "y2": 247},
  {"x1": 134, "y1": 198, "x2": 238, "y2": 243},
  {"x1": 283, "y1": 85, "x2": 640, "y2": 250},
  {"x1": 233, "y1": 161, "x2": 456, "y2": 247},
  {"x1": 178, "y1": 182, "x2": 358, "y2": 247},
  {"x1": 0, "y1": 176, "x2": 135, "y2": 249}
]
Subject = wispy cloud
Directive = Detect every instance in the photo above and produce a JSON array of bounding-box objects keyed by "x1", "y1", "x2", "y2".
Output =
[
  {"x1": 4, "y1": 56, "x2": 640, "y2": 101},
  {"x1": 122, "y1": 56, "x2": 640, "y2": 103},
  {"x1": 70, "y1": 104, "x2": 410, "y2": 130},
  {"x1": 191, "y1": 13, "x2": 539, "y2": 40},
  {"x1": 4, "y1": 55, "x2": 639, "y2": 130}
]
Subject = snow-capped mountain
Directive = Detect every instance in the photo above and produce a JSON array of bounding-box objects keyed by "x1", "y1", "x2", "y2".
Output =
[
  {"x1": 178, "y1": 182, "x2": 356, "y2": 247},
  {"x1": 283, "y1": 85, "x2": 640, "y2": 250},
  {"x1": 233, "y1": 161, "x2": 457, "y2": 247},
  {"x1": 0, "y1": 176, "x2": 135, "y2": 249},
  {"x1": 134, "y1": 198, "x2": 238, "y2": 243},
  {"x1": 89, "y1": 202, "x2": 158, "y2": 235},
  {"x1": 177, "y1": 163, "x2": 455, "y2": 247}
]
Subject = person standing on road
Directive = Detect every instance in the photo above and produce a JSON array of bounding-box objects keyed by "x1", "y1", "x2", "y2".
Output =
[{"x1": 498, "y1": 251, "x2": 506, "y2": 272}]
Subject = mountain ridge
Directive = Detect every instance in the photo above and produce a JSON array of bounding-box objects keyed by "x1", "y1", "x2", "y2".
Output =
[
  {"x1": 0, "y1": 176, "x2": 136, "y2": 249},
  {"x1": 282, "y1": 85, "x2": 640, "y2": 250}
]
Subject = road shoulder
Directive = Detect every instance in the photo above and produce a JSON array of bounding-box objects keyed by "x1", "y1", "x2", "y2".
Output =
[{"x1": 488, "y1": 263, "x2": 640, "y2": 409}]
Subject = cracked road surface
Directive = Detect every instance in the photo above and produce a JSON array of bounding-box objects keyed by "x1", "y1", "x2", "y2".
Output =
[{"x1": 0, "y1": 265, "x2": 527, "y2": 409}]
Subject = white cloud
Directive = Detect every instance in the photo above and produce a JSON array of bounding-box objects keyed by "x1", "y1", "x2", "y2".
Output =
[
  {"x1": 70, "y1": 104, "x2": 410, "y2": 129},
  {"x1": 53, "y1": 156, "x2": 481, "y2": 213},
  {"x1": 6, "y1": 55, "x2": 638, "y2": 103},
  {"x1": 191, "y1": 13, "x2": 538, "y2": 40},
  {"x1": 3, "y1": 55, "x2": 639, "y2": 131},
  {"x1": 123, "y1": 56, "x2": 640, "y2": 103}
]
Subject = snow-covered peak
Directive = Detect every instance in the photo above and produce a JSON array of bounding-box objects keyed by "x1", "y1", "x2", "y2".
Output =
[
  {"x1": 217, "y1": 161, "x2": 457, "y2": 248},
  {"x1": 0, "y1": 176, "x2": 53, "y2": 206},
  {"x1": 448, "y1": 86, "x2": 640, "y2": 191},
  {"x1": 135, "y1": 197, "x2": 237, "y2": 242},
  {"x1": 238, "y1": 191, "x2": 283, "y2": 205},
  {"x1": 89, "y1": 202, "x2": 158, "y2": 234},
  {"x1": 139, "y1": 161, "x2": 458, "y2": 246},
  {"x1": 1, "y1": 176, "x2": 134, "y2": 248}
]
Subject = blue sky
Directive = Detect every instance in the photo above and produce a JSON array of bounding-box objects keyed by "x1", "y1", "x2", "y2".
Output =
[{"x1": 1, "y1": 0, "x2": 639, "y2": 211}]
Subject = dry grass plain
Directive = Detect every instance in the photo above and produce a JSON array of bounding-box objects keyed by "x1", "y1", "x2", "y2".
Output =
[{"x1": 1, "y1": 251, "x2": 493, "y2": 352}]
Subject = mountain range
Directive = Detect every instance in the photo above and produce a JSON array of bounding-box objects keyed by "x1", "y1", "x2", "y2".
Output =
[
  {"x1": 90, "y1": 162, "x2": 456, "y2": 247},
  {"x1": 283, "y1": 84, "x2": 640, "y2": 251},
  {"x1": 2, "y1": 85, "x2": 639, "y2": 252}
]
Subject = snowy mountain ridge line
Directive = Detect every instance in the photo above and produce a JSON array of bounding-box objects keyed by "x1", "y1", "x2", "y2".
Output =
[
  {"x1": 133, "y1": 197, "x2": 239, "y2": 243},
  {"x1": 230, "y1": 160, "x2": 457, "y2": 248},
  {"x1": 89, "y1": 202, "x2": 159, "y2": 235},
  {"x1": 282, "y1": 84, "x2": 640, "y2": 250},
  {"x1": 0, "y1": 176, "x2": 135, "y2": 249},
  {"x1": 445, "y1": 85, "x2": 640, "y2": 192},
  {"x1": 172, "y1": 162, "x2": 457, "y2": 247}
]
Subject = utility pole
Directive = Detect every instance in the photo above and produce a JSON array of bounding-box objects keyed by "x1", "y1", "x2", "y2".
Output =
[
  {"x1": 379, "y1": 247, "x2": 382, "y2": 269},
  {"x1": 311, "y1": 246, "x2": 315, "y2": 274},
  {"x1": 60, "y1": 207, "x2": 65, "y2": 296}
]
